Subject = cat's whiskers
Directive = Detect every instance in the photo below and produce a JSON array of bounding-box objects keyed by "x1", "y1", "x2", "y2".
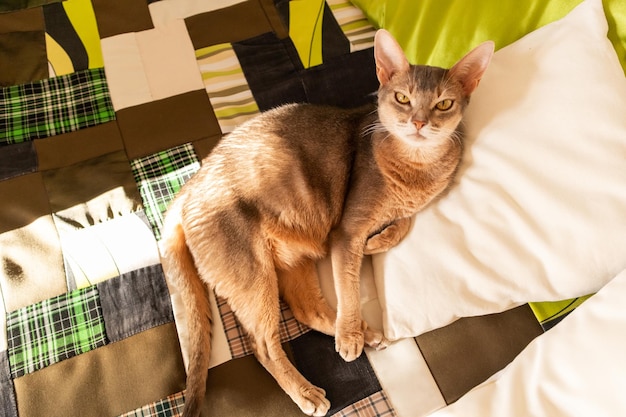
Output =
[{"x1": 362, "y1": 120, "x2": 388, "y2": 137}]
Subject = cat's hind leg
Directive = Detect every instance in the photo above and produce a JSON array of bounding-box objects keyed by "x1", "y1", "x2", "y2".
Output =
[
  {"x1": 225, "y1": 261, "x2": 331, "y2": 416},
  {"x1": 278, "y1": 259, "x2": 336, "y2": 336},
  {"x1": 278, "y1": 259, "x2": 388, "y2": 351}
]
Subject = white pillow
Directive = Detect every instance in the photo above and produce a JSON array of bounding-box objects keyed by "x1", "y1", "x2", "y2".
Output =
[
  {"x1": 430, "y1": 268, "x2": 626, "y2": 417},
  {"x1": 373, "y1": 0, "x2": 626, "y2": 340}
]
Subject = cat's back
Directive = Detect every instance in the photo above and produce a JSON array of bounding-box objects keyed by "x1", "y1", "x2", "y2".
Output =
[
  {"x1": 184, "y1": 103, "x2": 373, "y2": 228},
  {"x1": 212, "y1": 103, "x2": 371, "y2": 196}
]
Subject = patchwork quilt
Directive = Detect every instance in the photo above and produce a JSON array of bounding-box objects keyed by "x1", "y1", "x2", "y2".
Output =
[{"x1": 2, "y1": 0, "x2": 619, "y2": 416}]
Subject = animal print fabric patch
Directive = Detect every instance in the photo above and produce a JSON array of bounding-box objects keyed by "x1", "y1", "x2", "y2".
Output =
[
  {"x1": 6, "y1": 286, "x2": 107, "y2": 378},
  {"x1": 130, "y1": 143, "x2": 200, "y2": 239},
  {"x1": 0, "y1": 68, "x2": 115, "y2": 144},
  {"x1": 117, "y1": 391, "x2": 185, "y2": 417},
  {"x1": 43, "y1": 0, "x2": 104, "y2": 77}
]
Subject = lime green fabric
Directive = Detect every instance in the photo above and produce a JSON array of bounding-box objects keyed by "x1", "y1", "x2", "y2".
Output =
[
  {"x1": 529, "y1": 295, "x2": 593, "y2": 326},
  {"x1": 352, "y1": 0, "x2": 626, "y2": 74},
  {"x1": 289, "y1": 0, "x2": 325, "y2": 68}
]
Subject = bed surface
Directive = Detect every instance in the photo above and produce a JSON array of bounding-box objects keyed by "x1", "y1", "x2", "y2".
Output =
[{"x1": 1, "y1": 0, "x2": 626, "y2": 416}]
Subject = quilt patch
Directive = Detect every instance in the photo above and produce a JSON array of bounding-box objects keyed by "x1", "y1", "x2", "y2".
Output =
[
  {"x1": 118, "y1": 391, "x2": 185, "y2": 417},
  {"x1": 217, "y1": 295, "x2": 310, "y2": 359},
  {"x1": 131, "y1": 143, "x2": 200, "y2": 239},
  {"x1": 196, "y1": 43, "x2": 260, "y2": 133},
  {"x1": 0, "y1": 68, "x2": 114, "y2": 144},
  {"x1": 6, "y1": 286, "x2": 106, "y2": 378}
]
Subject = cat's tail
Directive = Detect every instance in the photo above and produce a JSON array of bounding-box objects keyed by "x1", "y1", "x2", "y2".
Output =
[{"x1": 159, "y1": 199, "x2": 212, "y2": 417}]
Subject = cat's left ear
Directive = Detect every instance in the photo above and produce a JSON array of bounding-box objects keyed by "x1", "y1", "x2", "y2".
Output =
[
  {"x1": 448, "y1": 41, "x2": 495, "y2": 96},
  {"x1": 374, "y1": 29, "x2": 410, "y2": 85}
]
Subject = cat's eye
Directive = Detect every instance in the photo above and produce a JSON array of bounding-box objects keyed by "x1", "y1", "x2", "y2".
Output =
[
  {"x1": 395, "y1": 92, "x2": 410, "y2": 104},
  {"x1": 436, "y1": 99, "x2": 453, "y2": 111}
]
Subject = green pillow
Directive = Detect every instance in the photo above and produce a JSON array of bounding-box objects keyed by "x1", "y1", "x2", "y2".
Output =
[{"x1": 352, "y1": 0, "x2": 626, "y2": 73}]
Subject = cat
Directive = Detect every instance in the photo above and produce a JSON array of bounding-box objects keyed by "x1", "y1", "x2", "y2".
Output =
[{"x1": 159, "y1": 29, "x2": 493, "y2": 417}]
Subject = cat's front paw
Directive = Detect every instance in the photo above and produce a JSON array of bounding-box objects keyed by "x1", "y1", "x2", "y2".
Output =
[
  {"x1": 335, "y1": 327, "x2": 364, "y2": 362},
  {"x1": 363, "y1": 223, "x2": 403, "y2": 255}
]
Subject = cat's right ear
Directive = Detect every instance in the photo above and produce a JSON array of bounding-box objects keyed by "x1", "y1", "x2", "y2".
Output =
[{"x1": 374, "y1": 29, "x2": 410, "y2": 85}]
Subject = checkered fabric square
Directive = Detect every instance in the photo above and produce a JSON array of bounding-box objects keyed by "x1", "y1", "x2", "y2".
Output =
[
  {"x1": 131, "y1": 143, "x2": 200, "y2": 239},
  {"x1": 6, "y1": 286, "x2": 108, "y2": 378},
  {"x1": 332, "y1": 391, "x2": 396, "y2": 417},
  {"x1": 118, "y1": 391, "x2": 185, "y2": 417},
  {"x1": 0, "y1": 68, "x2": 115, "y2": 144},
  {"x1": 217, "y1": 295, "x2": 310, "y2": 358}
]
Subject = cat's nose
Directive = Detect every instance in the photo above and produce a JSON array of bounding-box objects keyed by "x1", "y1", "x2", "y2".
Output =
[{"x1": 413, "y1": 120, "x2": 426, "y2": 130}]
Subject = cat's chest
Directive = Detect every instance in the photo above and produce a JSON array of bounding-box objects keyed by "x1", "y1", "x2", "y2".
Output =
[{"x1": 383, "y1": 168, "x2": 451, "y2": 216}]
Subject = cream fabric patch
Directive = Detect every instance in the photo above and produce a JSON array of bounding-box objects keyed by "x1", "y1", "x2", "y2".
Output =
[{"x1": 101, "y1": 19, "x2": 203, "y2": 110}]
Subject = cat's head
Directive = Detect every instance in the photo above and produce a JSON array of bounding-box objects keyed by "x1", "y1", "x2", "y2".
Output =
[{"x1": 373, "y1": 29, "x2": 494, "y2": 149}]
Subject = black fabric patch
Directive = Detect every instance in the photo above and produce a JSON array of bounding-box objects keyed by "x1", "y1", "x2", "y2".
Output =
[
  {"x1": 233, "y1": 32, "x2": 307, "y2": 110},
  {"x1": 97, "y1": 264, "x2": 174, "y2": 342},
  {"x1": 234, "y1": 32, "x2": 377, "y2": 110},
  {"x1": 321, "y1": 2, "x2": 351, "y2": 61},
  {"x1": 0, "y1": 141, "x2": 37, "y2": 181},
  {"x1": 0, "y1": 350, "x2": 18, "y2": 417},
  {"x1": 302, "y1": 47, "x2": 378, "y2": 108},
  {"x1": 289, "y1": 331, "x2": 381, "y2": 416}
]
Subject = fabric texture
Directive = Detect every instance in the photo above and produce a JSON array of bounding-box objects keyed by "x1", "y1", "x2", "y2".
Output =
[
  {"x1": 3, "y1": 0, "x2": 625, "y2": 416},
  {"x1": 0, "y1": 68, "x2": 115, "y2": 144},
  {"x1": 351, "y1": 0, "x2": 626, "y2": 74},
  {"x1": 44, "y1": 0, "x2": 104, "y2": 77},
  {"x1": 97, "y1": 264, "x2": 174, "y2": 343},
  {"x1": 430, "y1": 268, "x2": 626, "y2": 417},
  {"x1": 7, "y1": 286, "x2": 107, "y2": 378},
  {"x1": 290, "y1": 331, "x2": 383, "y2": 416},
  {"x1": 0, "y1": 142, "x2": 37, "y2": 181},
  {"x1": 130, "y1": 143, "x2": 201, "y2": 238},
  {"x1": 118, "y1": 391, "x2": 186, "y2": 417},
  {"x1": 374, "y1": 0, "x2": 626, "y2": 340},
  {"x1": 0, "y1": 351, "x2": 18, "y2": 417},
  {"x1": 415, "y1": 305, "x2": 543, "y2": 404},
  {"x1": 12, "y1": 323, "x2": 185, "y2": 417}
]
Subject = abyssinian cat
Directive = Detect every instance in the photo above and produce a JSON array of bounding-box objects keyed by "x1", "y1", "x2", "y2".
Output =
[{"x1": 160, "y1": 29, "x2": 493, "y2": 417}]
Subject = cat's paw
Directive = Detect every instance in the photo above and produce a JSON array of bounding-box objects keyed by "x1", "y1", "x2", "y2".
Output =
[
  {"x1": 296, "y1": 385, "x2": 330, "y2": 416},
  {"x1": 363, "y1": 232, "x2": 391, "y2": 255},
  {"x1": 364, "y1": 327, "x2": 389, "y2": 351},
  {"x1": 364, "y1": 225, "x2": 401, "y2": 255},
  {"x1": 335, "y1": 328, "x2": 364, "y2": 362}
]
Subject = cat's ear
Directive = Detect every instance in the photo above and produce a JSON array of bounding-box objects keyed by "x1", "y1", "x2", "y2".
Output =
[
  {"x1": 374, "y1": 29, "x2": 410, "y2": 85},
  {"x1": 448, "y1": 41, "x2": 495, "y2": 96}
]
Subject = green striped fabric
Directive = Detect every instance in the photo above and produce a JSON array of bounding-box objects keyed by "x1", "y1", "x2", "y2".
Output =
[
  {"x1": 327, "y1": 0, "x2": 377, "y2": 51},
  {"x1": 131, "y1": 143, "x2": 200, "y2": 239},
  {"x1": 6, "y1": 286, "x2": 107, "y2": 378},
  {"x1": 0, "y1": 67, "x2": 115, "y2": 145},
  {"x1": 118, "y1": 391, "x2": 186, "y2": 417},
  {"x1": 196, "y1": 43, "x2": 260, "y2": 133}
]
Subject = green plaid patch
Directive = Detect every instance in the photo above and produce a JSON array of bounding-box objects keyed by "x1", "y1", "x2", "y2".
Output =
[
  {"x1": 118, "y1": 391, "x2": 186, "y2": 417},
  {"x1": 6, "y1": 286, "x2": 108, "y2": 378},
  {"x1": 131, "y1": 143, "x2": 200, "y2": 239},
  {"x1": 0, "y1": 68, "x2": 115, "y2": 145}
]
